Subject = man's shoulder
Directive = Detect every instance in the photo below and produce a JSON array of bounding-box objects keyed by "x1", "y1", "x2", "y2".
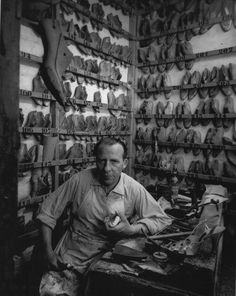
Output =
[
  {"x1": 71, "y1": 167, "x2": 97, "y2": 183},
  {"x1": 122, "y1": 172, "x2": 144, "y2": 189}
]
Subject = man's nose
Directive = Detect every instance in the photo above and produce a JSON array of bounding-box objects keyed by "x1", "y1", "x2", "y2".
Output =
[{"x1": 104, "y1": 161, "x2": 111, "y2": 171}]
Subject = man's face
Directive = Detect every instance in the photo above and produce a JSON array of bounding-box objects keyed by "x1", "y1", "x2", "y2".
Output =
[{"x1": 96, "y1": 143, "x2": 128, "y2": 188}]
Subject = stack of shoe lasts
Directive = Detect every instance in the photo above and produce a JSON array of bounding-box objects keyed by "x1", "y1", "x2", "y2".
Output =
[
  {"x1": 74, "y1": 85, "x2": 88, "y2": 112},
  {"x1": 180, "y1": 71, "x2": 191, "y2": 100},
  {"x1": 219, "y1": 65, "x2": 232, "y2": 96},
  {"x1": 59, "y1": 110, "x2": 70, "y2": 141},
  {"x1": 223, "y1": 96, "x2": 235, "y2": 128},
  {"x1": 181, "y1": 41, "x2": 194, "y2": 70},
  {"x1": 146, "y1": 45, "x2": 158, "y2": 74},
  {"x1": 31, "y1": 134, "x2": 56, "y2": 197},
  {"x1": 32, "y1": 72, "x2": 49, "y2": 106},
  {"x1": 204, "y1": 127, "x2": 220, "y2": 158},
  {"x1": 63, "y1": 142, "x2": 84, "y2": 171},
  {"x1": 224, "y1": 161, "x2": 236, "y2": 178},
  {"x1": 111, "y1": 66, "x2": 122, "y2": 81},
  {"x1": 142, "y1": 145, "x2": 154, "y2": 167},
  {"x1": 138, "y1": 16, "x2": 152, "y2": 48},
  {"x1": 138, "y1": 47, "x2": 150, "y2": 74},
  {"x1": 156, "y1": 127, "x2": 167, "y2": 153},
  {"x1": 86, "y1": 141, "x2": 96, "y2": 158},
  {"x1": 175, "y1": 102, "x2": 184, "y2": 129},
  {"x1": 188, "y1": 71, "x2": 201, "y2": 100},
  {"x1": 107, "y1": 116, "x2": 118, "y2": 132},
  {"x1": 223, "y1": 136, "x2": 236, "y2": 167},
  {"x1": 163, "y1": 101, "x2": 174, "y2": 128},
  {"x1": 165, "y1": 10, "x2": 181, "y2": 45},
  {"x1": 119, "y1": 45, "x2": 133, "y2": 64},
  {"x1": 199, "y1": 68, "x2": 210, "y2": 99},
  {"x1": 136, "y1": 126, "x2": 145, "y2": 141},
  {"x1": 192, "y1": 100, "x2": 205, "y2": 127},
  {"x1": 206, "y1": 158, "x2": 224, "y2": 178},
  {"x1": 99, "y1": 60, "x2": 111, "y2": 88},
  {"x1": 185, "y1": 160, "x2": 204, "y2": 188},
  {"x1": 85, "y1": 115, "x2": 98, "y2": 134},
  {"x1": 209, "y1": 66, "x2": 220, "y2": 98},
  {"x1": 138, "y1": 75, "x2": 148, "y2": 99},
  {"x1": 184, "y1": 129, "x2": 195, "y2": 153},
  {"x1": 23, "y1": 111, "x2": 52, "y2": 141},
  {"x1": 73, "y1": 114, "x2": 87, "y2": 140},
  {"x1": 135, "y1": 145, "x2": 144, "y2": 165},
  {"x1": 137, "y1": 100, "x2": 153, "y2": 125},
  {"x1": 229, "y1": 63, "x2": 236, "y2": 94},
  {"x1": 192, "y1": 130, "x2": 202, "y2": 156},
  {"x1": 174, "y1": 128, "x2": 187, "y2": 154},
  {"x1": 97, "y1": 116, "x2": 108, "y2": 134},
  {"x1": 201, "y1": 98, "x2": 213, "y2": 127},
  {"x1": 220, "y1": 0, "x2": 233, "y2": 32},
  {"x1": 18, "y1": 143, "x2": 31, "y2": 163},
  {"x1": 155, "y1": 101, "x2": 165, "y2": 127},
  {"x1": 107, "y1": 13, "x2": 122, "y2": 38},
  {"x1": 91, "y1": 3, "x2": 105, "y2": 31},
  {"x1": 166, "y1": 126, "x2": 177, "y2": 154},
  {"x1": 90, "y1": 32, "x2": 102, "y2": 56}
]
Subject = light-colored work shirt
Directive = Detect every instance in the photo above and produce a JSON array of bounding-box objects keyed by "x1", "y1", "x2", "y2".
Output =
[{"x1": 37, "y1": 168, "x2": 171, "y2": 274}]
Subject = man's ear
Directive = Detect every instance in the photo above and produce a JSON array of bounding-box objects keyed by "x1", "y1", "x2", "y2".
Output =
[{"x1": 123, "y1": 158, "x2": 128, "y2": 170}]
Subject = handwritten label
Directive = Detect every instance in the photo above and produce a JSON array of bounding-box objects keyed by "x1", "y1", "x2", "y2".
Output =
[
  {"x1": 218, "y1": 47, "x2": 233, "y2": 55},
  {"x1": 20, "y1": 89, "x2": 32, "y2": 97}
]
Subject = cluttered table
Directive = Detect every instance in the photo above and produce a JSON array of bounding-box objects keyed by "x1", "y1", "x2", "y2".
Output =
[{"x1": 88, "y1": 185, "x2": 227, "y2": 296}]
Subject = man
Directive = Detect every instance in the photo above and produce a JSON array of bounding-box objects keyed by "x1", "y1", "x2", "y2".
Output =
[{"x1": 37, "y1": 137, "x2": 171, "y2": 295}]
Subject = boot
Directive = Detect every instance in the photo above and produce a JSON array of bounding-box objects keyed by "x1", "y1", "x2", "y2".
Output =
[
  {"x1": 40, "y1": 18, "x2": 73, "y2": 109},
  {"x1": 199, "y1": 68, "x2": 210, "y2": 99}
]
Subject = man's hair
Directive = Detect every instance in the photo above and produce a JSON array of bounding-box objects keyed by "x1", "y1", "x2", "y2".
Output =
[{"x1": 94, "y1": 137, "x2": 128, "y2": 159}]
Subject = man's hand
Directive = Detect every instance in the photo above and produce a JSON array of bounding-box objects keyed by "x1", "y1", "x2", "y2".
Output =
[
  {"x1": 104, "y1": 212, "x2": 147, "y2": 237},
  {"x1": 44, "y1": 251, "x2": 68, "y2": 271}
]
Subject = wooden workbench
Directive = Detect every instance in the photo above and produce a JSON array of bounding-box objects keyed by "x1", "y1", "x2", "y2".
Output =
[{"x1": 87, "y1": 192, "x2": 225, "y2": 296}]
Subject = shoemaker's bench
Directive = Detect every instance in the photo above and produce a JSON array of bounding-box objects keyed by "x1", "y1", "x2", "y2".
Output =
[{"x1": 87, "y1": 186, "x2": 226, "y2": 296}]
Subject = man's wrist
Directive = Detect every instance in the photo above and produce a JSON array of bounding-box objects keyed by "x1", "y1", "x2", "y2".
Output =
[{"x1": 130, "y1": 223, "x2": 147, "y2": 235}]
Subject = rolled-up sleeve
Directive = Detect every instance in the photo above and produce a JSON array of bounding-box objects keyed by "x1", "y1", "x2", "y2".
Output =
[
  {"x1": 134, "y1": 186, "x2": 172, "y2": 234},
  {"x1": 37, "y1": 174, "x2": 79, "y2": 229}
]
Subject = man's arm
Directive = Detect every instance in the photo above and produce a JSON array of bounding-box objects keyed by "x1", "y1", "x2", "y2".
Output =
[{"x1": 40, "y1": 223, "x2": 68, "y2": 271}]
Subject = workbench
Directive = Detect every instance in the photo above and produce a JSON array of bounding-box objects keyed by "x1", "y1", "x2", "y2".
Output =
[{"x1": 87, "y1": 186, "x2": 226, "y2": 296}]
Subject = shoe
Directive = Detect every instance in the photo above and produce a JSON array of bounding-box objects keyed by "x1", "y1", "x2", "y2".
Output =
[
  {"x1": 174, "y1": 128, "x2": 187, "y2": 154},
  {"x1": 183, "y1": 101, "x2": 192, "y2": 129},
  {"x1": 192, "y1": 130, "x2": 202, "y2": 156},
  {"x1": 221, "y1": 0, "x2": 232, "y2": 32},
  {"x1": 202, "y1": 98, "x2": 212, "y2": 126},
  {"x1": 181, "y1": 41, "x2": 194, "y2": 70},
  {"x1": 223, "y1": 96, "x2": 235, "y2": 128},
  {"x1": 157, "y1": 44, "x2": 167, "y2": 73},
  {"x1": 155, "y1": 101, "x2": 165, "y2": 127},
  {"x1": 212, "y1": 128, "x2": 223, "y2": 157},
  {"x1": 209, "y1": 66, "x2": 220, "y2": 98},
  {"x1": 162, "y1": 73, "x2": 172, "y2": 100},
  {"x1": 184, "y1": 129, "x2": 195, "y2": 153},
  {"x1": 166, "y1": 126, "x2": 177, "y2": 154},
  {"x1": 211, "y1": 97, "x2": 222, "y2": 128},
  {"x1": 199, "y1": 68, "x2": 210, "y2": 99},
  {"x1": 166, "y1": 43, "x2": 176, "y2": 71},
  {"x1": 163, "y1": 101, "x2": 174, "y2": 127},
  {"x1": 204, "y1": 127, "x2": 217, "y2": 157},
  {"x1": 176, "y1": 42, "x2": 185, "y2": 71},
  {"x1": 32, "y1": 72, "x2": 48, "y2": 106},
  {"x1": 175, "y1": 102, "x2": 184, "y2": 129},
  {"x1": 219, "y1": 65, "x2": 232, "y2": 96},
  {"x1": 192, "y1": 100, "x2": 205, "y2": 126},
  {"x1": 180, "y1": 71, "x2": 191, "y2": 100},
  {"x1": 188, "y1": 71, "x2": 201, "y2": 100},
  {"x1": 228, "y1": 63, "x2": 236, "y2": 94},
  {"x1": 146, "y1": 45, "x2": 158, "y2": 74}
]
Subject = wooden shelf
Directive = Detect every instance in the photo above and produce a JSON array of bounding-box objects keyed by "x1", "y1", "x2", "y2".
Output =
[
  {"x1": 136, "y1": 80, "x2": 236, "y2": 94},
  {"x1": 137, "y1": 45, "x2": 236, "y2": 68},
  {"x1": 134, "y1": 164, "x2": 236, "y2": 184},
  {"x1": 62, "y1": 0, "x2": 134, "y2": 40},
  {"x1": 135, "y1": 113, "x2": 236, "y2": 120},
  {"x1": 137, "y1": 15, "x2": 233, "y2": 41}
]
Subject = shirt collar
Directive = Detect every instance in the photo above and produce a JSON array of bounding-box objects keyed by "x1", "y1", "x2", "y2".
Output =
[{"x1": 91, "y1": 169, "x2": 125, "y2": 196}]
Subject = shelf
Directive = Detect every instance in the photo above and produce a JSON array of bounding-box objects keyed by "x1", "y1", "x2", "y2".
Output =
[
  {"x1": 134, "y1": 140, "x2": 236, "y2": 151},
  {"x1": 136, "y1": 80, "x2": 236, "y2": 94},
  {"x1": 137, "y1": 45, "x2": 236, "y2": 68},
  {"x1": 18, "y1": 157, "x2": 96, "y2": 172},
  {"x1": 134, "y1": 164, "x2": 236, "y2": 184},
  {"x1": 67, "y1": 65, "x2": 130, "y2": 89},
  {"x1": 19, "y1": 51, "x2": 131, "y2": 89},
  {"x1": 135, "y1": 113, "x2": 236, "y2": 120},
  {"x1": 137, "y1": 15, "x2": 233, "y2": 41},
  {"x1": 20, "y1": 87, "x2": 132, "y2": 112},
  {"x1": 65, "y1": 33, "x2": 133, "y2": 65},
  {"x1": 18, "y1": 193, "x2": 50, "y2": 209},
  {"x1": 62, "y1": 0, "x2": 134, "y2": 40}
]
